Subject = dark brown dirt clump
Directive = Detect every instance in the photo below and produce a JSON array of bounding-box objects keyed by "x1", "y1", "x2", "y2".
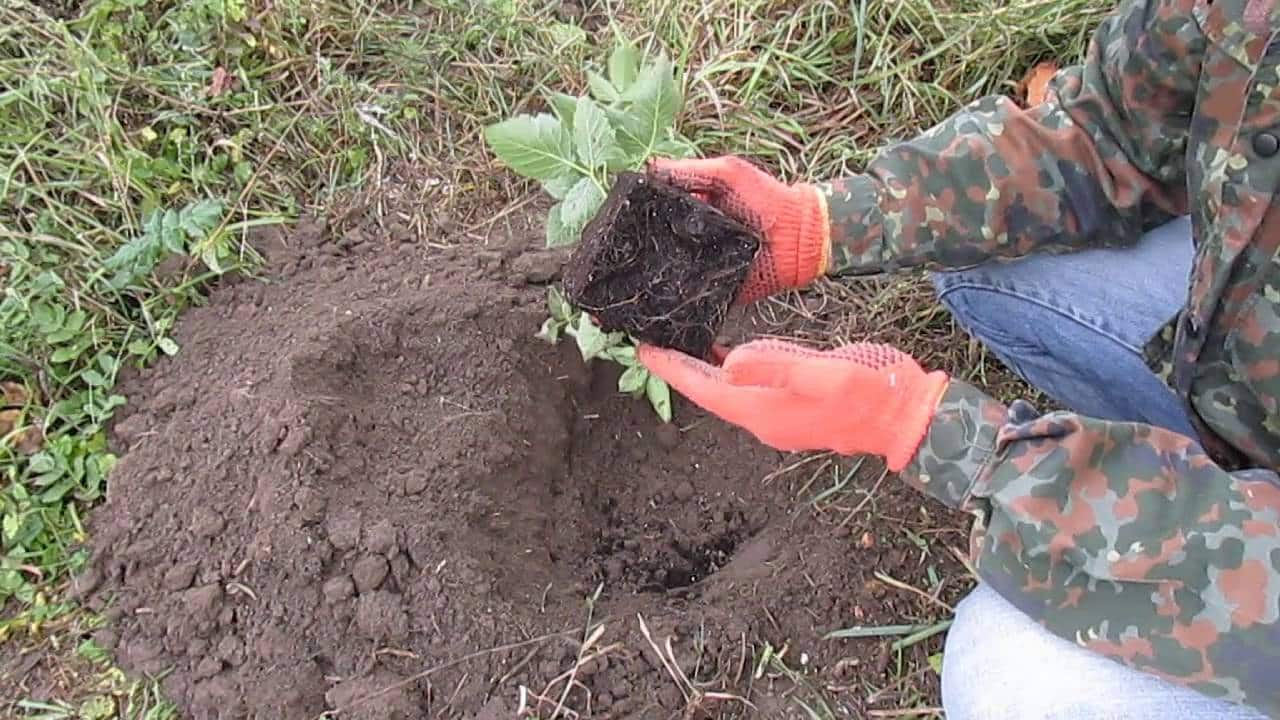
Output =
[
  {"x1": 564, "y1": 172, "x2": 759, "y2": 359},
  {"x1": 80, "y1": 204, "x2": 968, "y2": 719}
]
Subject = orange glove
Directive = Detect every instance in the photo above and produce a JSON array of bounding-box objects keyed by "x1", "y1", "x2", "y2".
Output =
[
  {"x1": 648, "y1": 156, "x2": 831, "y2": 304},
  {"x1": 638, "y1": 339, "x2": 950, "y2": 472}
]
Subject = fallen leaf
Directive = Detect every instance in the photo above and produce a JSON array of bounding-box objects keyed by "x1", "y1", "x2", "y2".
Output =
[
  {"x1": 1017, "y1": 61, "x2": 1058, "y2": 107},
  {"x1": 15, "y1": 426, "x2": 44, "y2": 455},
  {"x1": 0, "y1": 409, "x2": 44, "y2": 454},
  {"x1": 2, "y1": 381, "x2": 27, "y2": 407},
  {"x1": 206, "y1": 66, "x2": 235, "y2": 98},
  {"x1": 0, "y1": 409, "x2": 16, "y2": 437}
]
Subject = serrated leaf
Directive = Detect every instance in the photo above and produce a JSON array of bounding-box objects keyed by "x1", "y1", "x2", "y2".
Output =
[
  {"x1": 547, "y1": 286, "x2": 572, "y2": 322},
  {"x1": 545, "y1": 203, "x2": 576, "y2": 248},
  {"x1": 587, "y1": 71, "x2": 620, "y2": 104},
  {"x1": 608, "y1": 40, "x2": 640, "y2": 92},
  {"x1": 646, "y1": 374, "x2": 672, "y2": 422},
  {"x1": 548, "y1": 92, "x2": 579, "y2": 132},
  {"x1": 484, "y1": 113, "x2": 577, "y2": 181},
  {"x1": 157, "y1": 337, "x2": 179, "y2": 356},
  {"x1": 573, "y1": 98, "x2": 619, "y2": 170},
  {"x1": 543, "y1": 171, "x2": 580, "y2": 201},
  {"x1": 574, "y1": 315, "x2": 608, "y2": 361},
  {"x1": 618, "y1": 364, "x2": 647, "y2": 394},
  {"x1": 617, "y1": 55, "x2": 681, "y2": 161},
  {"x1": 561, "y1": 177, "x2": 605, "y2": 237}
]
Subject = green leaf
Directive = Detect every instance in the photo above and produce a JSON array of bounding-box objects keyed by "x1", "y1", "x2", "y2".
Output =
[
  {"x1": 646, "y1": 374, "x2": 673, "y2": 422},
  {"x1": 618, "y1": 364, "x2": 647, "y2": 394},
  {"x1": 573, "y1": 98, "x2": 620, "y2": 170},
  {"x1": 543, "y1": 172, "x2": 580, "y2": 201},
  {"x1": 45, "y1": 309, "x2": 86, "y2": 344},
  {"x1": 81, "y1": 369, "x2": 107, "y2": 387},
  {"x1": 606, "y1": 344, "x2": 637, "y2": 365},
  {"x1": 574, "y1": 315, "x2": 609, "y2": 361},
  {"x1": 545, "y1": 203, "x2": 576, "y2": 248},
  {"x1": 537, "y1": 317, "x2": 562, "y2": 344},
  {"x1": 189, "y1": 199, "x2": 222, "y2": 227},
  {"x1": 201, "y1": 246, "x2": 224, "y2": 274},
  {"x1": 561, "y1": 177, "x2": 605, "y2": 237},
  {"x1": 50, "y1": 342, "x2": 86, "y2": 364},
  {"x1": 484, "y1": 113, "x2": 577, "y2": 181},
  {"x1": 547, "y1": 286, "x2": 572, "y2": 322},
  {"x1": 157, "y1": 337, "x2": 179, "y2": 356},
  {"x1": 616, "y1": 55, "x2": 681, "y2": 161},
  {"x1": 587, "y1": 70, "x2": 620, "y2": 104},
  {"x1": 608, "y1": 40, "x2": 640, "y2": 92},
  {"x1": 548, "y1": 92, "x2": 579, "y2": 132},
  {"x1": 655, "y1": 136, "x2": 698, "y2": 159},
  {"x1": 2, "y1": 514, "x2": 17, "y2": 543}
]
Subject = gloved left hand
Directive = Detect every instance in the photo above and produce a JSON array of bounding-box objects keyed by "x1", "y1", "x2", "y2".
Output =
[{"x1": 638, "y1": 339, "x2": 950, "y2": 472}]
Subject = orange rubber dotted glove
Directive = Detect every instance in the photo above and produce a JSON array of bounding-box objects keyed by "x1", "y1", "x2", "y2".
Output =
[
  {"x1": 638, "y1": 339, "x2": 950, "y2": 472},
  {"x1": 648, "y1": 156, "x2": 831, "y2": 304}
]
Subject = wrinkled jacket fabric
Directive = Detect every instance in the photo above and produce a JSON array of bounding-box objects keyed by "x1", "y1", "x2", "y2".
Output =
[{"x1": 823, "y1": 0, "x2": 1280, "y2": 714}]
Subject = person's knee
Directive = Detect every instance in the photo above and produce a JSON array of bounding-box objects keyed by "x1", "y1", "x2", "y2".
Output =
[{"x1": 941, "y1": 585, "x2": 1082, "y2": 720}]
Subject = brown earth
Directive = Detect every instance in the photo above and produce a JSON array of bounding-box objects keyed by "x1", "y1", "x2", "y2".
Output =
[{"x1": 76, "y1": 199, "x2": 972, "y2": 719}]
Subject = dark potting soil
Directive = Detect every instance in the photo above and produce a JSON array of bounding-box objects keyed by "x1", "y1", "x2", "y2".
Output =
[
  {"x1": 563, "y1": 172, "x2": 759, "y2": 359},
  {"x1": 76, "y1": 207, "x2": 968, "y2": 719}
]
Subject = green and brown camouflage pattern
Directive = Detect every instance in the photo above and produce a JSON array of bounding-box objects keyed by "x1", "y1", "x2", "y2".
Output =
[{"x1": 821, "y1": 0, "x2": 1280, "y2": 715}]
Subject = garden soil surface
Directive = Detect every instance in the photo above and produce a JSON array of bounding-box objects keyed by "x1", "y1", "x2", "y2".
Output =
[{"x1": 77, "y1": 198, "x2": 971, "y2": 719}]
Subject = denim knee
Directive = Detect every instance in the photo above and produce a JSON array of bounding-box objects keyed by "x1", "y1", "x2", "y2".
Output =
[{"x1": 940, "y1": 584, "x2": 1271, "y2": 720}]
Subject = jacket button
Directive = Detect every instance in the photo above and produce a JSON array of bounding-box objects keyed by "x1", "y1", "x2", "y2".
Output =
[{"x1": 1254, "y1": 131, "x2": 1279, "y2": 157}]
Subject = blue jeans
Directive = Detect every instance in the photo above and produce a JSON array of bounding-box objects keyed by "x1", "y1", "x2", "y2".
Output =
[{"x1": 931, "y1": 216, "x2": 1269, "y2": 719}]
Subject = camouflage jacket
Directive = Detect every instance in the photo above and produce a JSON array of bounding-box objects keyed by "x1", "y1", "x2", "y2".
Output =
[{"x1": 821, "y1": 0, "x2": 1280, "y2": 715}]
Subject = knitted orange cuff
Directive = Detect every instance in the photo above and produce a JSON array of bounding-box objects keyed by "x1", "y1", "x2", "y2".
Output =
[{"x1": 776, "y1": 184, "x2": 831, "y2": 288}]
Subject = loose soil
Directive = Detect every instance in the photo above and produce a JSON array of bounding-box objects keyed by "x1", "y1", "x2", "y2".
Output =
[
  {"x1": 564, "y1": 172, "x2": 758, "y2": 359},
  {"x1": 77, "y1": 199, "x2": 971, "y2": 719}
]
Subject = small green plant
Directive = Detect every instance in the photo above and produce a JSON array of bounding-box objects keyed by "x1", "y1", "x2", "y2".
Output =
[
  {"x1": 537, "y1": 286, "x2": 672, "y2": 421},
  {"x1": 484, "y1": 34, "x2": 695, "y2": 421}
]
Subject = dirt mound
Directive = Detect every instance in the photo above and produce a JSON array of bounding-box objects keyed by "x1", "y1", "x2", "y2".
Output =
[{"x1": 81, "y1": 207, "x2": 966, "y2": 719}]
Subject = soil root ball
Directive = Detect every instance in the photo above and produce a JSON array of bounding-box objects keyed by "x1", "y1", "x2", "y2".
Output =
[{"x1": 562, "y1": 171, "x2": 760, "y2": 358}]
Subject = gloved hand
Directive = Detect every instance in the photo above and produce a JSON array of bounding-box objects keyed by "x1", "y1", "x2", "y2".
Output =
[
  {"x1": 638, "y1": 339, "x2": 949, "y2": 472},
  {"x1": 647, "y1": 156, "x2": 831, "y2": 304}
]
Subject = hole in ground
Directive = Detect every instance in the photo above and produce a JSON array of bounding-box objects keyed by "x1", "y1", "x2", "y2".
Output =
[{"x1": 286, "y1": 307, "x2": 769, "y2": 603}]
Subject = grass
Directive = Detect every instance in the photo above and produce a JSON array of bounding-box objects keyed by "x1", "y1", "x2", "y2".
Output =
[{"x1": 1, "y1": 0, "x2": 1111, "y2": 715}]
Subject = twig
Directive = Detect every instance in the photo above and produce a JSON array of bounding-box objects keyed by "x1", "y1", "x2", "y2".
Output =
[{"x1": 874, "y1": 571, "x2": 954, "y2": 613}]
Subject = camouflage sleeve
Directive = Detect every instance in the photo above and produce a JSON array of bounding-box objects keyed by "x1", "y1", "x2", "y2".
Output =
[
  {"x1": 902, "y1": 381, "x2": 1280, "y2": 716},
  {"x1": 821, "y1": 0, "x2": 1200, "y2": 274}
]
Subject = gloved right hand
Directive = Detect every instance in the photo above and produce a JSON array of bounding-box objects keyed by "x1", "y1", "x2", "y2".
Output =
[{"x1": 647, "y1": 156, "x2": 832, "y2": 304}]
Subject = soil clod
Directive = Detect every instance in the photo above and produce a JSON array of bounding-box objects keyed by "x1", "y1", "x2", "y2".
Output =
[{"x1": 563, "y1": 172, "x2": 760, "y2": 358}]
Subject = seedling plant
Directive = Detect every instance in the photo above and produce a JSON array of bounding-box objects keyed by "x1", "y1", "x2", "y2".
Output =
[{"x1": 484, "y1": 34, "x2": 698, "y2": 422}]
